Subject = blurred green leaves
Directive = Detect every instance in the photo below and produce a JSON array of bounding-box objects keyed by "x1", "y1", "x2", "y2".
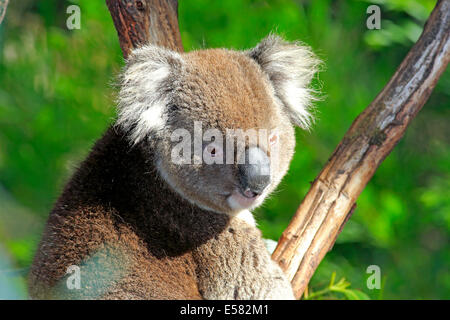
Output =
[
  {"x1": 361, "y1": 0, "x2": 435, "y2": 49},
  {"x1": 0, "y1": 0, "x2": 121, "y2": 214},
  {"x1": 364, "y1": 20, "x2": 423, "y2": 48},
  {"x1": 305, "y1": 272, "x2": 371, "y2": 300}
]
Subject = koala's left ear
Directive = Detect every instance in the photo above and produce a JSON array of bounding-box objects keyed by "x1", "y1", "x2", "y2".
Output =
[{"x1": 247, "y1": 34, "x2": 321, "y2": 129}]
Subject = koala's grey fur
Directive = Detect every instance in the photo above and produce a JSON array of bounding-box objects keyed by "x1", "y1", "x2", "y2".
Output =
[{"x1": 29, "y1": 35, "x2": 320, "y2": 300}]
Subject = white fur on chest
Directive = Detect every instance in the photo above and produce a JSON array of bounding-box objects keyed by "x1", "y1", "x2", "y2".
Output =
[{"x1": 234, "y1": 209, "x2": 256, "y2": 227}]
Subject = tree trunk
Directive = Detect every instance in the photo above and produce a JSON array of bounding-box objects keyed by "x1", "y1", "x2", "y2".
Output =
[
  {"x1": 105, "y1": 0, "x2": 183, "y2": 57},
  {"x1": 106, "y1": 0, "x2": 450, "y2": 299}
]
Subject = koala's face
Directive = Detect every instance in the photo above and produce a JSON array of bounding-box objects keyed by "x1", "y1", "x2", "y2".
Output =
[{"x1": 118, "y1": 35, "x2": 320, "y2": 215}]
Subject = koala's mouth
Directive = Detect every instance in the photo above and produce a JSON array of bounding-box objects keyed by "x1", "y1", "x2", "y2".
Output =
[{"x1": 227, "y1": 188, "x2": 263, "y2": 210}]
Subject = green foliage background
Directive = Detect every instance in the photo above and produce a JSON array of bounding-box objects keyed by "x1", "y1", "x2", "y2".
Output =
[{"x1": 0, "y1": 0, "x2": 448, "y2": 299}]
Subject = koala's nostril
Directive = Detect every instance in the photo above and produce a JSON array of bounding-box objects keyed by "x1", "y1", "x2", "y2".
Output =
[
  {"x1": 243, "y1": 188, "x2": 258, "y2": 198},
  {"x1": 238, "y1": 147, "x2": 271, "y2": 196}
]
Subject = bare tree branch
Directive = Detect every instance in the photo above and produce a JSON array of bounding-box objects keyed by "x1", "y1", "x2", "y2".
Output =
[
  {"x1": 272, "y1": 0, "x2": 450, "y2": 299},
  {"x1": 106, "y1": 0, "x2": 183, "y2": 57}
]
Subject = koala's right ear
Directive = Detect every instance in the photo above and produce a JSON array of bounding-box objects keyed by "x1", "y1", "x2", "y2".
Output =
[
  {"x1": 117, "y1": 45, "x2": 183, "y2": 144},
  {"x1": 247, "y1": 34, "x2": 321, "y2": 130}
]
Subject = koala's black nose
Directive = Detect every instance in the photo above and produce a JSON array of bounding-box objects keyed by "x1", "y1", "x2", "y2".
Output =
[{"x1": 238, "y1": 147, "x2": 271, "y2": 197}]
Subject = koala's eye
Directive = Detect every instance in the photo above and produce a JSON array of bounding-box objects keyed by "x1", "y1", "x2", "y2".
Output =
[
  {"x1": 203, "y1": 143, "x2": 223, "y2": 164},
  {"x1": 206, "y1": 145, "x2": 217, "y2": 157}
]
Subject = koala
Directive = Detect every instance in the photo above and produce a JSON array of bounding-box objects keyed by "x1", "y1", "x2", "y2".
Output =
[{"x1": 28, "y1": 34, "x2": 320, "y2": 300}]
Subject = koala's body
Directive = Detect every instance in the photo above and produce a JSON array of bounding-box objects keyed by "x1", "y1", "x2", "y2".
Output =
[{"x1": 28, "y1": 35, "x2": 320, "y2": 300}]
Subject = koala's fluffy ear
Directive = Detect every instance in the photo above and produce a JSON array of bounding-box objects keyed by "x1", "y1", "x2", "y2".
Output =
[
  {"x1": 117, "y1": 45, "x2": 183, "y2": 144},
  {"x1": 248, "y1": 34, "x2": 321, "y2": 129}
]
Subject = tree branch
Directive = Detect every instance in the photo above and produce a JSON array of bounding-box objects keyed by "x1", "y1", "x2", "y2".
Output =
[
  {"x1": 106, "y1": 0, "x2": 183, "y2": 57},
  {"x1": 272, "y1": 0, "x2": 450, "y2": 299}
]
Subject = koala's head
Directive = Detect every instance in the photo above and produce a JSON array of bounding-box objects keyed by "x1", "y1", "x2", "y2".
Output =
[{"x1": 117, "y1": 35, "x2": 320, "y2": 215}]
